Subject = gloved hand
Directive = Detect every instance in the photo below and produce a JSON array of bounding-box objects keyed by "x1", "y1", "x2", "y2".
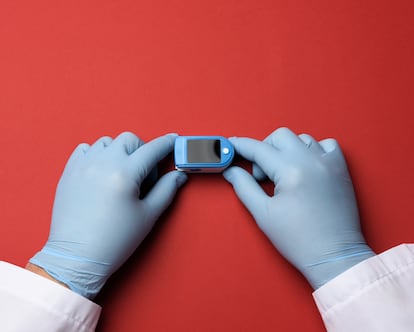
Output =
[
  {"x1": 30, "y1": 132, "x2": 187, "y2": 299},
  {"x1": 223, "y1": 128, "x2": 374, "y2": 289}
]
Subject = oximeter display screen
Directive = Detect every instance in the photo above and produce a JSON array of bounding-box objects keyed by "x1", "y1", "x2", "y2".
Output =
[{"x1": 187, "y1": 139, "x2": 221, "y2": 163}]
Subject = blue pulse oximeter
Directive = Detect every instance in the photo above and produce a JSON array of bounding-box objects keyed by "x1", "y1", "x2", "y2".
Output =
[{"x1": 174, "y1": 136, "x2": 235, "y2": 173}]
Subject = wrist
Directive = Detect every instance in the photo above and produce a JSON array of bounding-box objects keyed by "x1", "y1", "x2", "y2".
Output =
[
  {"x1": 304, "y1": 245, "x2": 375, "y2": 290},
  {"x1": 30, "y1": 247, "x2": 109, "y2": 299},
  {"x1": 25, "y1": 262, "x2": 69, "y2": 289}
]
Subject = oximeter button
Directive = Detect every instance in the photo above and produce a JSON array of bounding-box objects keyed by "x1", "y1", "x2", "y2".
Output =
[{"x1": 222, "y1": 147, "x2": 230, "y2": 155}]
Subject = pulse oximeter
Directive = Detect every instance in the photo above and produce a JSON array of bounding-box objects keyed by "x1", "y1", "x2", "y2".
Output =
[{"x1": 174, "y1": 136, "x2": 235, "y2": 173}]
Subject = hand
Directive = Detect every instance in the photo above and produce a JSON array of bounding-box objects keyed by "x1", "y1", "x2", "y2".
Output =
[
  {"x1": 30, "y1": 132, "x2": 187, "y2": 299},
  {"x1": 223, "y1": 128, "x2": 374, "y2": 289}
]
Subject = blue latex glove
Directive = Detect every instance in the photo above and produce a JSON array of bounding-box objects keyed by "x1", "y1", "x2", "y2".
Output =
[
  {"x1": 30, "y1": 132, "x2": 187, "y2": 299},
  {"x1": 223, "y1": 128, "x2": 374, "y2": 289}
]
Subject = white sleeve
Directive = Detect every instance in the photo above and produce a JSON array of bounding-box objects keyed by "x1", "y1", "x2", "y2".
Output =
[
  {"x1": 0, "y1": 261, "x2": 101, "y2": 332},
  {"x1": 313, "y1": 244, "x2": 414, "y2": 332}
]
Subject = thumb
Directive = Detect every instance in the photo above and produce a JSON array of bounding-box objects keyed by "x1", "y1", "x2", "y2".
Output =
[
  {"x1": 143, "y1": 171, "x2": 188, "y2": 221},
  {"x1": 223, "y1": 166, "x2": 269, "y2": 223}
]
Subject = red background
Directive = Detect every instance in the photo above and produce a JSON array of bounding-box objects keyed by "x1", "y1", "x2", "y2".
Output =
[{"x1": 1, "y1": 1, "x2": 413, "y2": 331}]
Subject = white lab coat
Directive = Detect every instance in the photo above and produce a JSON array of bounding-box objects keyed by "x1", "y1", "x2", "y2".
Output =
[
  {"x1": 1, "y1": 244, "x2": 413, "y2": 331},
  {"x1": 313, "y1": 243, "x2": 414, "y2": 331}
]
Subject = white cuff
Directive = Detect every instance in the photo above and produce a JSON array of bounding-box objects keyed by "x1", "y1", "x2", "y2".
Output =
[
  {"x1": 313, "y1": 244, "x2": 414, "y2": 332},
  {"x1": 0, "y1": 261, "x2": 101, "y2": 332}
]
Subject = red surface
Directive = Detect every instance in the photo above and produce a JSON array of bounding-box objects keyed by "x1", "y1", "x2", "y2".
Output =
[{"x1": 1, "y1": 1, "x2": 413, "y2": 331}]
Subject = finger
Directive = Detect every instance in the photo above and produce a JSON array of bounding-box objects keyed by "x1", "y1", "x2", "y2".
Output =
[
  {"x1": 129, "y1": 134, "x2": 177, "y2": 184},
  {"x1": 223, "y1": 166, "x2": 269, "y2": 222},
  {"x1": 143, "y1": 171, "x2": 188, "y2": 222},
  {"x1": 319, "y1": 138, "x2": 341, "y2": 154},
  {"x1": 298, "y1": 133, "x2": 324, "y2": 153},
  {"x1": 88, "y1": 136, "x2": 113, "y2": 152},
  {"x1": 66, "y1": 143, "x2": 90, "y2": 165},
  {"x1": 110, "y1": 132, "x2": 144, "y2": 155},
  {"x1": 252, "y1": 136, "x2": 274, "y2": 181},
  {"x1": 264, "y1": 127, "x2": 303, "y2": 151},
  {"x1": 252, "y1": 127, "x2": 301, "y2": 180},
  {"x1": 252, "y1": 163, "x2": 267, "y2": 181},
  {"x1": 73, "y1": 143, "x2": 90, "y2": 154},
  {"x1": 230, "y1": 137, "x2": 281, "y2": 182},
  {"x1": 319, "y1": 138, "x2": 347, "y2": 167}
]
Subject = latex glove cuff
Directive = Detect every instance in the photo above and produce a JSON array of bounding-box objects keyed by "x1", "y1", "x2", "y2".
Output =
[{"x1": 30, "y1": 246, "x2": 110, "y2": 299}]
